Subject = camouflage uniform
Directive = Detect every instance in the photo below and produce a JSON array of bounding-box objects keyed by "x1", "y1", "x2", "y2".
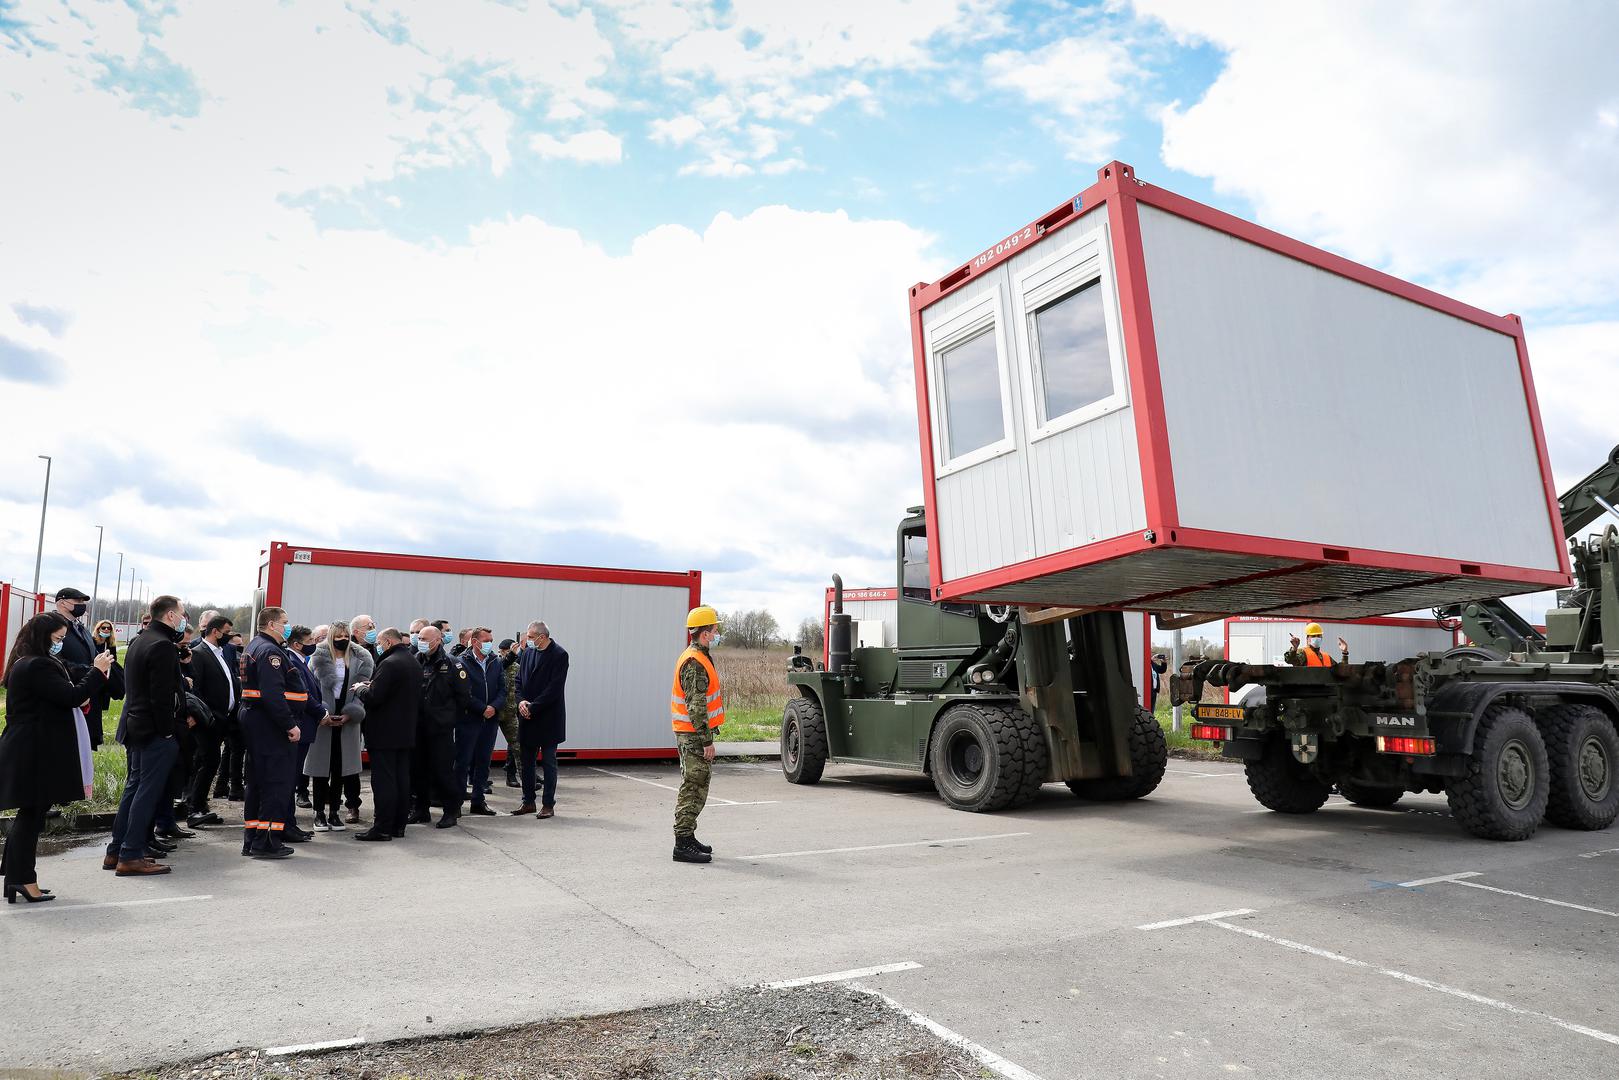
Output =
[
  {"x1": 674, "y1": 644, "x2": 715, "y2": 839},
  {"x1": 499, "y1": 655, "x2": 522, "y2": 779}
]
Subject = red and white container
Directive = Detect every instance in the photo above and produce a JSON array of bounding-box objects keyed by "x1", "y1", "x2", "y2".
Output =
[
  {"x1": 259, "y1": 542, "x2": 701, "y2": 758},
  {"x1": 909, "y1": 161, "x2": 1569, "y2": 620}
]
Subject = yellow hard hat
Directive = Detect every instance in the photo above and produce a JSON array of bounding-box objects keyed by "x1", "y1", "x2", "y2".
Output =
[
  {"x1": 1304, "y1": 622, "x2": 1325, "y2": 636},
  {"x1": 686, "y1": 605, "x2": 721, "y2": 630}
]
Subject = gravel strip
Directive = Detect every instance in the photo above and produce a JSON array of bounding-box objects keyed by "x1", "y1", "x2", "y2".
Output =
[{"x1": 113, "y1": 984, "x2": 994, "y2": 1080}]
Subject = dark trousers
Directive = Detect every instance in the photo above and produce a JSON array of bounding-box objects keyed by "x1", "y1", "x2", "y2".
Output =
[
  {"x1": 1, "y1": 805, "x2": 47, "y2": 887},
  {"x1": 296, "y1": 737, "x2": 312, "y2": 797},
  {"x1": 519, "y1": 721, "x2": 558, "y2": 807},
  {"x1": 369, "y1": 748, "x2": 412, "y2": 834},
  {"x1": 216, "y1": 725, "x2": 245, "y2": 795},
  {"x1": 455, "y1": 719, "x2": 499, "y2": 806},
  {"x1": 242, "y1": 716, "x2": 293, "y2": 853},
  {"x1": 313, "y1": 730, "x2": 361, "y2": 815},
  {"x1": 187, "y1": 727, "x2": 223, "y2": 814},
  {"x1": 411, "y1": 725, "x2": 461, "y2": 818},
  {"x1": 106, "y1": 735, "x2": 180, "y2": 862}
]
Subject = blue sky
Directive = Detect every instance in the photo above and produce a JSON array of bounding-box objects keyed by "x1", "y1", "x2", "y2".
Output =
[{"x1": 1, "y1": 0, "x2": 1616, "y2": 634}]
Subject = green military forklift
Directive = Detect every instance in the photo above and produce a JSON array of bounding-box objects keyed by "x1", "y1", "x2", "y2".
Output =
[
  {"x1": 1177, "y1": 446, "x2": 1619, "y2": 841},
  {"x1": 780, "y1": 508, "x2": 1167, "y2": 812}
]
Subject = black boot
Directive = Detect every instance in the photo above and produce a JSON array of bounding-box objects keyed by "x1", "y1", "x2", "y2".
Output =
[
  {"x1": 690, "y1": 836, "x2": 713, "y2": 854},
  {"x1": 672, "y1": 836, "x2": 711, "y2": 864}
]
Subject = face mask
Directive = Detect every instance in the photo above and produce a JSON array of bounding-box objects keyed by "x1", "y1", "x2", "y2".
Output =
[
  {"x1": 416, "y1": 638, "x2": 432, "y2": 654},
  {"x1": 332, "y1": 638, "x2": 349, "y2": 651},
  {"x1": 50, "y1": 640, "x2": 64, "y2": 656},
  {"x1": 1308, "y1": 636, "x2": 1323, "y2": 648},
  {"x1": 70, "y1": 602, "x2": 87, "y2": 618},
  {"x1": 708, "y1": 633, "x2": 723, "y2": 648},
  {"x1": 301, "y1": 643, "x2": 317, "y2": 657},
  {"x1": 480, "y1": 640, "x2": 495, "y2": 656},
  {"x1": 364, "y1": 629, "x2": 378, "y2": 644},
  {"x1": 281, "y1": 624, "x2": 292, "y2": 641},
  {"x1": 178, "y1": 618, "x2": 190, "y2": 633},
  {"x1": 410, "y1": 633, "x2": 420, "y2": 647}
]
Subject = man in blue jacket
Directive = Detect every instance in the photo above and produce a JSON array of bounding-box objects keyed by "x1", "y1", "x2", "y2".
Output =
[
  {"x1": 513, "y1": 620, "x2": 568, "y2": 818},
  {"x1": 457, "y1": 627, "x2": 504, "y2": 816}
]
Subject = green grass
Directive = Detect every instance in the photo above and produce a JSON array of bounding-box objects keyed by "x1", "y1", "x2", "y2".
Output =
[{"x1": 716, "y1": 706, "x2": 780, "y2": 743}]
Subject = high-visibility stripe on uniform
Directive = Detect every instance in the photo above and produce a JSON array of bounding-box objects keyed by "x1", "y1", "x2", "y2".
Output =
[
  {"x1": 284, "y1": 692, "x2": 308, "y2": 701},
  {"x1": 241, "y1": 689, "x2": 262, "y2": 699},
  {"x1": 1303, "y1": 647, "x2": 1334, "y2": 668},
  {"x1": 670, "y1": 647, "x2": 726, "y2": 733},
  {"x1": 265, "y1": 822, "x2": 284, "y2": 831},
  {"x1": 243, "y1": 820, "x2": 261, "y2": 828}
]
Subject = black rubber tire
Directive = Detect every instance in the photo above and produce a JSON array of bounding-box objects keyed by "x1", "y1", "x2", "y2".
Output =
[
  {"x1": 1540, "y1": 704, "x2": 1619, "y2": 831},
  {"x1": 1245, "y1": 737, "x2": 1331, "y2": 814},
  {"x1": 1337, "y1": 781, "x2": 1404, "y2": 808},
  {"x1": 781, "y1": 696, "x2": 828, "y2": 785},
  {"x1": 1065, "y1": 707, "x2": 1169, "y2": 801},
  {"x1": 1445, "y1": 704, "x2": 1549, "y2": 841},
  {"x1": 928, "y1": 702, "x2": 1045, "y2": 812}
]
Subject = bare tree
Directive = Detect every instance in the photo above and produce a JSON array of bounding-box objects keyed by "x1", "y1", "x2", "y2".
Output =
[{"x1": 795, "y1": 616, "x2": 825, "y2": 652}]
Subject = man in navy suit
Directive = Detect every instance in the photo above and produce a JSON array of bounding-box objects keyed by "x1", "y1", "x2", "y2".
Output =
[
  {"x1": 512, "y1": 620, "x2": 568, "y2": 818},
  {"x1": 51, "y1": 586, "x2": 97, "y2": 676}
]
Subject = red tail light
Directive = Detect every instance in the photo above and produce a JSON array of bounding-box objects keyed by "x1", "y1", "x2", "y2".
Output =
[
  {"x1": 1190, "y1": 724, "x2": 1231, "y2": 741},
  {"x1": 1376, "y1": 735, "x2": 1436, "y2": 755}
]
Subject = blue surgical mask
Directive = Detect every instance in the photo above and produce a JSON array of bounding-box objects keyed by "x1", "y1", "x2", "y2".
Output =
[
  {"x1": 50, "y1": 640, "x2": 64, "y2": 656},
  {"x1": 415, "y1": 638, "x2": 431, "y2": 654},
  {"x1": 410, "y1": 633, "x2": 419, "y2": 647},
  {"x1": 480, "y1": 641, "x2": 495, "y2": 656},
  {"x1": 178, "y1": 618, "x2": 189, "y2": 634},
  {"x1": 364, "y1": 629, "x2": 378, "y2": 644},
  {"x1": 281, "y1": 624, "x2": 292, "y2": 641}
]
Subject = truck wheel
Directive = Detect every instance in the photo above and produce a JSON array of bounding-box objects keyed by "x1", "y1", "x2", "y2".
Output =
[
  {"x1": 928, "y1": 702, "x2": 1044, "y2": 812},
  {"x1": 1066, "y1": 708, "x2": 1168, "y2": 801},
  {"x1": 1445, "y1": 704, "x2": 1549, "y2": 840},
  {"x1": 1540, "y1": 704, "x2": 1619, "y2": 831},
  {"x1": 1337, "y1": 781, "x2": 1403, "y2": 808},
  {"x1": 781, "y1": 696, "x2": 828, "y2": 785},
  {"x1": 1245, "y1": 737, "x2": 1331, "y2": 814}
]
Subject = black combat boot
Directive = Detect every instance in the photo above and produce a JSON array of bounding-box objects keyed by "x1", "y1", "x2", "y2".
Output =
[
  {"x1": 690, "y1": 836, "x2": 712, "y2": 854},
  {"x1": 672, "y1": 836, "x2": 711, "y2": 864}
]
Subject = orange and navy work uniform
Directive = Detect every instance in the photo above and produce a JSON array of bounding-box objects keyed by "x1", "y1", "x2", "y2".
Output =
[
  {"x1": 671, "y1": 645, "x2": 726, "y2": 740},
  {"x1": 239, "y1": 631, "x2": 304, "y2": 852}
]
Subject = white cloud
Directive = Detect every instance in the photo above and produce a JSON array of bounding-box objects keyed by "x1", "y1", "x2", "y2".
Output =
[
  {"x1": 984, "y1": 34, "x2": 1137, "y2": 160},
  {"x1": 649, "y1": 113, "x2": 705, "y2": 145},
  {"x1": 530, "y1": 128, "x2": 625, "y2": 163}
]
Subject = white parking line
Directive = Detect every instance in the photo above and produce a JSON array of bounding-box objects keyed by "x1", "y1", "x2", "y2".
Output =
[
  {"x1": 1577, "y1": 847, "x2": 1619, "y2": 859},
  {"x1": 856, "y1": 987, "x2": 1047, "y2": 1080},
  {"x1": 1397, "y1": 871, "x2": 1482, "y2": 888},
  {"x1": 0, "y1": 894, "x2": 212, "y2": 916},
  {"x1": 264, "y1": 1035, "x2": 365, "y2": 1056},
  {"x1": 589, "y1": 766, "x2": 742, "y2": 805},
  {"x1": 1445, "y1": 878, "x2": 1619, "y2": 918},
  {"x1": 1138, "y1": 908, "x2": 1258, "y2": 931},
  {"x1": 766, "y1": 961, "x2": 923, "y2": 988},
  {"x1": 1164, "y1": 769, "x2": 1244, "y2": 779},
  {"x1": 739, "y1": 832, "x2": 1031, "y2": 861},
  {"x1": 1207, "y1": 918, "x2": 1619, "y2": 1047}
]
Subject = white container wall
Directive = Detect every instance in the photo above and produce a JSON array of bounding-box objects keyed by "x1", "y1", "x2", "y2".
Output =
[
  {"x1": 909, "y1": 161, "x2": 1569, "y2": 620},
  {"x1": 262, "y1": 543, "x2": 700, "y2": 757},
  {"x1": 1224, "y1": 617, "x2": 1459, "y2": 669}
]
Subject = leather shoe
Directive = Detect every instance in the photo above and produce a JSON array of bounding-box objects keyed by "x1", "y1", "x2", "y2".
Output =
[
  {"x1": 353, "y1": 830, "x2": 392, "y2": 842},
  {"x1": 405, "y1": 812, "x2": 432, "y2": 825},
  {"x1": 344, "y1": 809, "x2": 362, "y2": 825},
  {"x1": 469, "y1": 803, "x2": 497, "y2": 816},
  {"x1": 156, "y1": 826, "x2": 195, "y2": 840},
  {"x1": 511, "y1": 803, "x2": 536, "y2": 816},
  {"x1": 249, "y1": 846, "x2": 293, "y2": 860},
  {"x1": 505, "y1": 776, "x2": 520, "y2": 788},
  {"x1": 296, "y1": 792, "x2": 312, "y2": 808},
  {"x1": 435, "y1": 815, "x2": 459, "y2": 829},
  {"x1": 283, "y1": 831, "x2": 311, "y2": 844},
  {"x1": 116, "y1": 858, "x2": 172, "y2": 876},
  {"x1": 188, "y1": 812, "x2": 223, "y2": 827},
  {"x1": 102, "y1": 853, "x2": 118, "y2": 871},
  {"x1": 538, "y1": 805, "x2": 555, "y2": 819},
  {"x1": 390, "y1": 829, "x2": 406, "y2": 838}
]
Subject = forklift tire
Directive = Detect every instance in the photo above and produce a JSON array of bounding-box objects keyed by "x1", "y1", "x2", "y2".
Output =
[
  {"x1": 1336, "y1": 781, "x2": 1403, "y2": 808},
  {"x1": 781, "y1": 696, "x2": 828, "y2": 785},
  {"x1": 1540, "y1": 704, "x2": 1619, "y2": 831},
  {"x1": 928, "y1": 702, "x2": 1044, "y2": 812},
  {"x1": 1445, "y1": 704, "x2": 1548, "y2": 841},
  {"x1": 1245, "y1": 737, "x2": 1331, "y2": 814},
  {"x1": 1065, "y1": 708, "x2": 1168, "y2": 801}
]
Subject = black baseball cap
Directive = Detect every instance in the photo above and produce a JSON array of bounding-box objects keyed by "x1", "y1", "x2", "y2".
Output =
[
  {"x1": 499, "y1": 638, "x2": 516, "y2": 650},
  {"x1": 55, "y1": 587, "x2": 90, "y2": 601}
]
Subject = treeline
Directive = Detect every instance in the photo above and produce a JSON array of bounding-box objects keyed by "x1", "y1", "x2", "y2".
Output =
[{"x1": 716, "y1": 609, "x2": 825, "y2": 652}]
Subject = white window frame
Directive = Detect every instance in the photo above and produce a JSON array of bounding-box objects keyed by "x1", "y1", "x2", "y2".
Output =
[
  {"x1": 924, "y1": 281, "x2": 1016, "y2": 477},
  {"x1": 1015, "y1": 224, "x2": 1130, "y2": 442}
]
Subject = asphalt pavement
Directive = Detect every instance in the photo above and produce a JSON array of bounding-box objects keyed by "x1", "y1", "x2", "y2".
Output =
[{"x1": 2, "y1": 755, "x2": 1616, "y2": 1078}]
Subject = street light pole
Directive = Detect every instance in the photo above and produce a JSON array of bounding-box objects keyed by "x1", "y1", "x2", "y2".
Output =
[
  {"x1": 90, "y1": 525, "x2": 104, "y2": 626},
  {"x1": 31, "y1": 455, "x2": 52, "y2": 595},
  {"x1": 112, "y1": 552, "x2": 124, "y2": 632}
]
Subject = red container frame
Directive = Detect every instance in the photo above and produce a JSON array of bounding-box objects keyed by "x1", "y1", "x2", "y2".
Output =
[
  {"x1": 261, "y1": 542, "x2": 701, "y2": 761},
  {"x1": 908, "y1": 161, "x2": 1571, "y2": 618}
]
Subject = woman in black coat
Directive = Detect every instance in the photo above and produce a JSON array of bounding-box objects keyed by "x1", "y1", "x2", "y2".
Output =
[
  {"x1": 86, "y1": 619, "x2": 126, "y2": 749},
  {"x1": 1, "y1": 612, "x2": 112, "y2": 903}
]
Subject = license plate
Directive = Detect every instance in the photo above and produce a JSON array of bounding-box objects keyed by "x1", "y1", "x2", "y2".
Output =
[{"x1": 1196, "y1": 706, "x2": 1246, "y2": 720}]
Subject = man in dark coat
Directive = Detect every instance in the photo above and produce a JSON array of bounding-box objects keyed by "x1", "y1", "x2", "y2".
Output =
[
  {"x1": 456, "y1": 628, "x2": 505, "y2": 816},
  {"x1": 104, "y1": 596, "x2": 187, "y2": 876},
  {"x1": 354, "y1": 628, "x2": 420, "y2": 841},
  {"x1": 412, "y1": 626, "x2": 472, "y2": 829},
  {"x1": 51, "y1": 587, "x2": 98, "y2": 741},
  {"x1": 185, "y1": 615, "x2": 238, "y2": 827},
  {"x1": 513, "y1": 620, "x2": 568, "y2": 818}
]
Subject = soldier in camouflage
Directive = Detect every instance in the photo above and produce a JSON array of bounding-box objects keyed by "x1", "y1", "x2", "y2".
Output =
[
  {"x1": 498, "y1": 638, "x2": 522, "y2": 787},
  {"x1": 671, "y1": 606, "x2": 726, "y2": 864}
]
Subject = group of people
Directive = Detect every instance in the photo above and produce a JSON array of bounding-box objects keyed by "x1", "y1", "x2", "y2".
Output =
[{"x1": 0, "y1": 590, "x2": 576, "y2": 899}]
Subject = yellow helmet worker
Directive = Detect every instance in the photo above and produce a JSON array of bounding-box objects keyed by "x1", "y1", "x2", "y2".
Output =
[
  {"x1": 670, "y1": 605, "x2": 725, "y2": 864},
  {"x1": 1287, "y1": 622, "x2": 1349, "y2": 668},
  {"x1": 686, "y1": 605, "x2": 721, "y2": 630}
]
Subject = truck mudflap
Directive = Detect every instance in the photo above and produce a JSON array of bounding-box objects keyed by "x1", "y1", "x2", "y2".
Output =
[{"x1": 1425, "y1": 681, "x2": 1619, "y2": 755}]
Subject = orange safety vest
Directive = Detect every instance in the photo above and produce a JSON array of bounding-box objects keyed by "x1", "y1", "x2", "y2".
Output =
[
  {"x1": 670, "y1": 647, "x2": 726, "y2": 733},
  {"x1": 1303, "y1": 646, "x2": 1335, "y2": 668}
]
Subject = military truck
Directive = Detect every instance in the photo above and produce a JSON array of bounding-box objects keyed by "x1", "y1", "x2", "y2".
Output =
[
  {"x1": 1176, "y1": 447, "x2": 1619, "y2": 841},
  {"x1": 780, "y1": 508, "x2": 1167, "y2": 812}
]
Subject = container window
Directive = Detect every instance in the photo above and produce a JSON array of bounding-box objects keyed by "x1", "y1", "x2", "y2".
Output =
[
  {"x1": 902, "y1": 534, "x2": 930, "y2": 600},
  {"x1": 939, "y1": 328, "x2": 1005, "y2": 461},
  {"x1": 1032, "y1": 278, "x2": 1112, "y2": 423}
]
